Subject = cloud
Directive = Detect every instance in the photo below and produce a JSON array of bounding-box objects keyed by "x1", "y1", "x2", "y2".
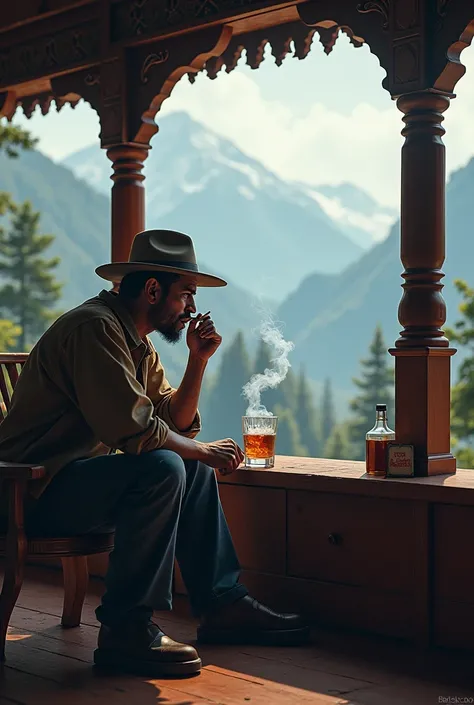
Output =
[
  {"x1": 159, "y1": 43, "x2": 474, "y2": 210},
  {"x1": 11, "y1": 35, "x2": 474, "y2": 212}
]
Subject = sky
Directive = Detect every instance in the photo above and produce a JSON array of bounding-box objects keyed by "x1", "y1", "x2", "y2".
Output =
[{"x1": 12, "y1": 33, "x2": 474, "y2": 209}]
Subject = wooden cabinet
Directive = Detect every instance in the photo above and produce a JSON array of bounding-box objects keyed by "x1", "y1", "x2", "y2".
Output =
[
  {"x1": 433, "y1": 504, "x2": 474, "y2": 648},
  {"x1": 204, "y1": 462, "x2": 474, "y2": 649},
  {"x1": 288, "y1": 491, "x2": 416, "y2": 592}
]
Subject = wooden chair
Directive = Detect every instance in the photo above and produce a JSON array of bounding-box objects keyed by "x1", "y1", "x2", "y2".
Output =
[{"x1": 0, "y1": 353, "x2": 114, "y2": 661}]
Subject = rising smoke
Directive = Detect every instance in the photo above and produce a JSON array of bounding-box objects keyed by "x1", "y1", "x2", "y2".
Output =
[{"x1": 242, "y1": 312, "x2": 294, "y2": 417}]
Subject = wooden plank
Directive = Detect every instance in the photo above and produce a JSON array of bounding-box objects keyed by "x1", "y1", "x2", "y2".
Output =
[
  {"x1": 433, "y1": 504, "x2": 474, "y2": 602},
  {"x1": 160, "y1": 665, "x2": 352, "y2": 705},
  {"x1": 4, "y1": 568, "x2": 474, "y2": 705},
  {"x1": 219, "y1": 459, "x2": 474, "y2": 506},
  {"x1": 287, "y1": 491, "x2": 416, "y2": 592},
  {"x1": 2, "y1": 630, "x2": 353, "y2": 705},
  {"x1": 0, "y1": 661, "x2": 213, "y2": 705},
  {"x1": 219, "y1": 484, "x2": 286, "y2": 573}
]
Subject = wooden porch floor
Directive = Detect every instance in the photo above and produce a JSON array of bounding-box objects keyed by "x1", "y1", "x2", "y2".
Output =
[{"x1": 1, "y1": 567, "x2": 474, "y2": 705}]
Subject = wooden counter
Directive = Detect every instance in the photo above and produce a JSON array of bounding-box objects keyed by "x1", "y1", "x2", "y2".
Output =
[{"x1": 186, "y1": 457, "x2": 474, "y2": 650}]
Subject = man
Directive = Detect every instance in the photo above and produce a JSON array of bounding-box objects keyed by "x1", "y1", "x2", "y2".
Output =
[{"x1": 0, "y1": 229, "x2": 309, "y2": 677}]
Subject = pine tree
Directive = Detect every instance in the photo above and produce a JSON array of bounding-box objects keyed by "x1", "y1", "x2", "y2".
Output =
[
  {"x1": 324, "y1": 425, "x2": 351, "y2": 460},
  {"x1": 0, "y1": 201, "x2": 62, "y2": 351},
  {"x1": 0, "y1": 122, "x2": 36, "y2": 158},
  {"x1": 204, "y1": 331, "x2": 251, "y2": 442},
  {"x1": 445, "y1": 279, "x2": 474, "y2": 468},
  {"x1": 349, "y1": 324, "x2": 395, "y2": 460},
  {"x1": 0, "y1": 121, "x2": 36, "y2": 214},
  {"x1": 320, "y1": 378, "x2": 335, "y2": 449},
  {"x1": 274, "y1": 405, "x2": 306, "y2": 456},
  {"x1": 0, "y1": 320, "x2": 21, "y2": 351},
  {"x1": 295, "y1": 367, "x2": 321, "y2": 456}
]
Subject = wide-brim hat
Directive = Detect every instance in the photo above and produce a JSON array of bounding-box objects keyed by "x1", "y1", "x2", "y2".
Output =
[{"x1": 95, "y1": 229, "x2": 227, "y2": 287}]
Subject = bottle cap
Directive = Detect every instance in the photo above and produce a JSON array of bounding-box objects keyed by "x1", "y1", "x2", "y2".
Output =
[{"x1": 376, "y1": 404, "x2": 386, "y2": 411}]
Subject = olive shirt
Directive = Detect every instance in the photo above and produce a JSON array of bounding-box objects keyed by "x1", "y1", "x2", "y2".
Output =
[{"x1": 0, "y1": 290, "x2": 201, "y2": 499}]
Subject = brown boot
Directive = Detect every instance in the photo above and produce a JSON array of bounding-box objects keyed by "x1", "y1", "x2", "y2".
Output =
[
  {"x1": 94, "y1": 621, "x2": 202, "y2": 677},
  {"x1": 197, "y1": 595, "x2": 310, "y2": 646}
]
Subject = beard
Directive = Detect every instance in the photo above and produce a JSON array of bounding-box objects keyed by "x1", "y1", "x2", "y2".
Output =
[
  {"x1": 157, "y1": 324, "x2": 182, "y2": 345},
  {"x1": 149, "y1": 302, "x2": 185, "y2": 344}
]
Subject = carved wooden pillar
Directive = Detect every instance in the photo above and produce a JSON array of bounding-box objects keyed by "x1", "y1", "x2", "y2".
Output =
[
  {"x1": 106, "y1": 144, "x2": 149, "y2": 263},
  {"x1": 390, "y1": 92, "x2": 456, "y2": 476}
]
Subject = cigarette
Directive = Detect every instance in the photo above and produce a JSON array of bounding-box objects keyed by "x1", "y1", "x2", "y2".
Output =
[{"x1": 189, "y1": 311, "x2": 210, "y2": 320}]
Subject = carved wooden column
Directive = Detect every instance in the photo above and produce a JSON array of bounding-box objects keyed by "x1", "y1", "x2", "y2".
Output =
[
  {"x1": 106, "y1": 144, "x2": 149, "y2": 262},
  {"x1": 390, "y1": 92, "x2": 456, "y2": 476}
]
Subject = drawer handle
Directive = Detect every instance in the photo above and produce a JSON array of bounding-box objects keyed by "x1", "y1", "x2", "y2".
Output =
[{"x1": 328, "y1": 533, "x2": 342, "y2": 546}]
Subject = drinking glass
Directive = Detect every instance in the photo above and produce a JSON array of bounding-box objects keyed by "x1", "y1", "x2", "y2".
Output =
[{"x1": 242, "y1": 415, "x2": 278, "y2": 469}]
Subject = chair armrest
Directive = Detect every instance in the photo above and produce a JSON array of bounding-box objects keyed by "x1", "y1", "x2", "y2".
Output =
[{"x1": 0, "y1": 461, "x2": 45, "y2": 481}]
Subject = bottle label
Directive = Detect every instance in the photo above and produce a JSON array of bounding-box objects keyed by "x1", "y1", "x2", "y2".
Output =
[{"x1": 386, "y1": 444, "x2": 414, "y2": 477}]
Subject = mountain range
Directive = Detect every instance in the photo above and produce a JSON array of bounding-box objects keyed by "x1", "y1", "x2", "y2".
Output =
[
  {"x1": 63, "y1": 112, "x2": 394, "y2": 301},
  {"x1": 278, "y1": 158, "x2": 473, "y2": 387},
  {"x1": 2, "y1": 109, "x2": 469, "y2": 405}
]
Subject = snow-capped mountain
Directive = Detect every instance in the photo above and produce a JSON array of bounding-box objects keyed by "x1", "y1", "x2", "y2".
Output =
[{"x1": 63, "y1": 111, "x2": 394, "y2": 300}]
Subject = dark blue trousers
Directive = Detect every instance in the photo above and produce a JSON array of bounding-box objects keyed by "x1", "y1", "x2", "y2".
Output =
[{"x1": 26, "y1": 450, "x2": 248, "y2": 626}]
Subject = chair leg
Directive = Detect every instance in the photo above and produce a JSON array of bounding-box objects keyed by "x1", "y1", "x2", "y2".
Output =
[
  {"x1": 0, "y1": 479, "x2": 27, "y2": 662},
  {"x1": 61, "y1": 556, "x2": 89, "y2": 628}
]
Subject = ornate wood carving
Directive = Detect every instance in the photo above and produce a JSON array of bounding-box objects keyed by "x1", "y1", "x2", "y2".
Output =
[
  {"x1": 51, "y1": 67, "x2": 101, "y2": 116},
  {"x1": 99, "y1": 60, "x2": 124, "y2": 146},
  {"x1": 107, "y1": 144, "x2": 149, "y2": 263},
  {"x1": 432, "y1": 7, "x2": 474, "y2": 95},
  {"x1": 128, "y1": 25, "x2": 232, "y2": 145},
  {"x1": 0, "y1": 22, "x2": 100, "y2": 90},
  {"x1": 298, "y1": 1, "x2": 393, "y2": 91},
  {"x1": 0, "y1": 92, "x2": 19, "y2": 121},
  {"x1": 297, "y1": 0, "x2": 474, "y2": 98},
  {"x1": 389, "y1": 90, "x2": 456, "y2": 477},
  {"x1": 189, "y1": 19, "x2": 366, "y2": 84},
  {"x1": 216, "y1": 22, "x2": 315, "y2": 75},
  {"x1": 141, "y1": 50, "x2": 170, "y2": 83},
  {"x1": 111, "y1": 0, "x2": 293, "y2": 42},
  {"x1": 0, "y1": 83, "x2": 84, "y2": 122},
  {"x1": 356, "y1": 1, "x2": 390, "y2": 29},
  {"x1": 396, "y1": 92, "x2": 450, "y2": 348}
]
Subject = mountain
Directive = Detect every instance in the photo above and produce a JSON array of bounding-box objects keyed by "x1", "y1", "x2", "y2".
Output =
[
  {"x1": 0, "y1": 147, "x2": 109, "y2": 309},
  {"x1": 299, "y1": 182, "x2": 397, "y2": 250},
  {"x1": 278, "y1": 157, "x2": 474, "y2": 391},
  {"x1": 62, "y1": 111, "x2": 367, "y2": 301},
  {"x1": 0, "y1": 146, "x2": 271, "y2": 384}
]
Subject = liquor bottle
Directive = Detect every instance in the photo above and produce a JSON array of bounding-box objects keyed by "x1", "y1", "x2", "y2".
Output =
[{"x1": 365, "y1": 404, "x2": 395, "y2": 477}]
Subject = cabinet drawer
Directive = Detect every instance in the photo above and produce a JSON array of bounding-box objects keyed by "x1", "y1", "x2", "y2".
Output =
[
  {"x1": 434, "y1": 504, "x2": 474, "y2": 602},
  {"x1": 288, "y1": 491, "x2": 416, "y2": 592}
]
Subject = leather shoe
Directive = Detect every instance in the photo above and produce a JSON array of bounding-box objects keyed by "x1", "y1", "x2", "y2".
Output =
[
  {"x1": 94, "y1": 621, "x2": 202, "y2": 677},
  {"x1": 197, "y1": 595, "x2": 310, "y2": 646}
]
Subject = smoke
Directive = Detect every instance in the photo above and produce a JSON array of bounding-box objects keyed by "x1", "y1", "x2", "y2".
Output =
[{"x1": 242, "y1": 312, "x2": 294, "y2": 417}]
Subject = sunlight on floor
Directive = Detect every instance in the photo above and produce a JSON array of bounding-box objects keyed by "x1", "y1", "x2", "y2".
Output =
[{"x1": 6, "y1": 628, "x2": 32, "y2": 642}]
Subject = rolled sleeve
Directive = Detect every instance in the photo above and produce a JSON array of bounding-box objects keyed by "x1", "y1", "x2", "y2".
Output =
[
  {"x1": 145, "y1": 345, "x2": 201, "y2": 439},
  {"x1": 65, "y1": 319, "x2": 170, "y2": 453},
  {"x1": 158, "y1": 396, "x2": 201, "y2": 439}
]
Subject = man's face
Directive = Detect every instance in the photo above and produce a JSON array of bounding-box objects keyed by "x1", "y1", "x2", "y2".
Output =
[{"x1": 148, "y1": 276, "x2": 197, "y2": 344}]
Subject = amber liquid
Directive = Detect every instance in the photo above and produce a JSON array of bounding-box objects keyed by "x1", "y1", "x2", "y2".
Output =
[
  {"x1": 244, "y1": 433, "x2": 276, "y2": 459},
  {"x1": 366, "y1": 438, "x2": 389, "y2": 477}
]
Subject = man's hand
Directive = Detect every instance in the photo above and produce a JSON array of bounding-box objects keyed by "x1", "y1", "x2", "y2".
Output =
[
  {"x1": 200, "y1": 438, "x2": 244, "y2": 474},
  {"x1": 186, "y1": 312, "x2": 222, "y2": 362}
]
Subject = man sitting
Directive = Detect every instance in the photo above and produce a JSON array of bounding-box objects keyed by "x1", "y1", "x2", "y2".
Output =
[{"x1": 0, "y1": 229, "x2": 309, "y2": 677}]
